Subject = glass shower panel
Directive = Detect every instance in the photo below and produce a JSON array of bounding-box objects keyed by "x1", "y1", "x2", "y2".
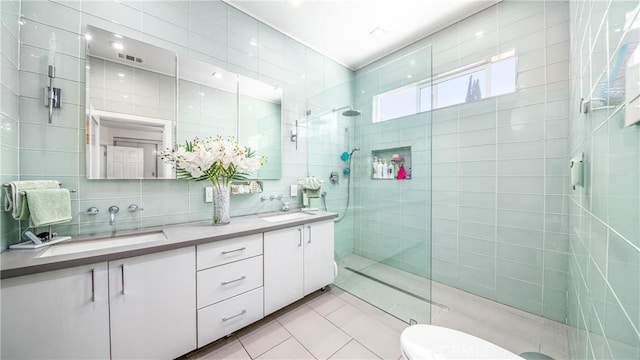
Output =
[{"x1": 307, "y1": 45, "x2": 434, "y2": 325}]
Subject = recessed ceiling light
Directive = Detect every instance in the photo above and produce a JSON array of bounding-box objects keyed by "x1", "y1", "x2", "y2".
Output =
[
  {"x1": 249, "y1": 39, "x2": 258, "y2": 47},
  {"x1": 198, "y1": 92, "x2": 205, "y2": 97},
  {"x1": 212, "y1": 72, "x2": 222, "y2": 79},
  {"x1": 117, "y1": 73, "x2": 125, "y2": 77},
  {"x1": 409, "y1": 60, "x2": 416, "y2": 66},
  {"x1": 84, "y1": 33, "x2": 92, "y2": 41},
  {"x1": 476, "y1": 31, "x2": 484, "y2": 39},
  {"x1": 114, "y1": 34, "x2": 123, "y2": 39},
  {"x1": 406, "y1": 74, "x2": 413, "y2": 79},
  {"x1": 369, "y1": 27, "x2": 386, "y2": 37}
]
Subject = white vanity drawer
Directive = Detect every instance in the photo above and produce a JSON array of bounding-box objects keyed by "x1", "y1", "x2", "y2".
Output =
[
  {"x1": 197, "y1": 287, "x2": 263, "y2": 347},
  {"x1": 197, "y1": 234, "x2": 263, "y2": 270},
  {"x1": 197, "y1": 255, "x2": 263, "y2": 308}
]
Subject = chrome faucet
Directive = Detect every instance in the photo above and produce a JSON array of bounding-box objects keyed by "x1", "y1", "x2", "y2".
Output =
[
  {"x1": 108, "y1": 205, "x2": 119, "y2": 226},
  {"x1": 277, "y1": 195, "x2": 290, "y2": 211}
]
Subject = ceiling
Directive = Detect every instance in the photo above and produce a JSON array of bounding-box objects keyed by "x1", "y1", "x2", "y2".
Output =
[{"x1": 225, "y1": 0, "x2": 500, "y2": 70}]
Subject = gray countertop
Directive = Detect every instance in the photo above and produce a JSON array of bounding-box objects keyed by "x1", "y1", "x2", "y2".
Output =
[{"x1": 1, "y1": 210, "x2": 337, "y2": 279}]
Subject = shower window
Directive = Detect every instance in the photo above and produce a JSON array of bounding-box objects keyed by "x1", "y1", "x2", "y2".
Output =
[
  {"x1": 378, "y1": 86, "x2": 419, "y2": 121},
  {"x1": 373, "y1": 49, "x2": 517, "y2": 123}
]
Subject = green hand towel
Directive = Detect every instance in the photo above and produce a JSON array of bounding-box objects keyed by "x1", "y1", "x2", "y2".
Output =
[
  {"x1": 25, "y1": 189, "x2": 72, "y2": 228},
  {"x1": 9, "y1": 180, "x2": 61, "y2": 221}
]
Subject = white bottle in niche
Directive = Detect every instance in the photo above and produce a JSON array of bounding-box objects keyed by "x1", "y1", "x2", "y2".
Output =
[
  {"x1": 376, "y1": 160, "x2": 385, "y2": 179},
  {"x1": 372, "y1": 157, "x2": 379, "y2": 178}
]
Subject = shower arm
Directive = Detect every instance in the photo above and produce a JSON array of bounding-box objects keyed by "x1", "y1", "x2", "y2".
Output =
[{"x1": 308, "y1": 105, "x2": 355, "y2": 118}]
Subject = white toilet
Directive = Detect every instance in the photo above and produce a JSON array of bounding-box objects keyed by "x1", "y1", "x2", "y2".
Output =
[{"x1": 401, "y1": 325, "x2": 524, "y2": 359}]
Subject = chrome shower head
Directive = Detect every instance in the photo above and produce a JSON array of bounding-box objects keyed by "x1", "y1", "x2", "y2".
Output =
[
  {"x1": 342, "y1": 109, "x2": 361, "y2": 117},
  {"x1": 331, "y1": 106, "x2": 361, "y2": 117}
]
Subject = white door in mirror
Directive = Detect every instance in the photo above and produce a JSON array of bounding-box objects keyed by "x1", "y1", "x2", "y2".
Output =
[{"x1": 205, "y1": 187, "x2": 213, "y2": 203}]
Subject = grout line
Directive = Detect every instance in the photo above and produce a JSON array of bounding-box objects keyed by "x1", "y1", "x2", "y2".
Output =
[
  {"x1": 568, "y1": 196, "x2": 640, "y2": 253},
  {"x1": 273, "y1": 317, "x2": 318, "y2": 360}
]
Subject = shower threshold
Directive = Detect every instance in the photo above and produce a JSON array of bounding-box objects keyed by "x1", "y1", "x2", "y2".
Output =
[{"x1": 344, "y1": 266, "x2": 449, "y2": 311}]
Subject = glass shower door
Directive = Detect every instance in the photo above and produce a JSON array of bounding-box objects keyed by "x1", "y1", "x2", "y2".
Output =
[{"x1": 306, "y1": 45, "x2": 434, "y2": 325}]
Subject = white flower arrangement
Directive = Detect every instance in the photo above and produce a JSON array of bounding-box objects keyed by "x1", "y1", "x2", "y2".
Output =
[{"x1": 159, "y1": 135, "x2": 266, "y2": 185}]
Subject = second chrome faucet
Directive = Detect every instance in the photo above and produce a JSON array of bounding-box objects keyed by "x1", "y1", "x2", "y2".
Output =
[{"x1": 108, "y1": 206, "x2": 119, "y2": 226}]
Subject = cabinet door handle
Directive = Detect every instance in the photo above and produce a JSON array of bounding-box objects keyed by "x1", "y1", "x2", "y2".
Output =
[
  {"x1": 120, "y1": 264, "x2": 125, "y2": 295},
  {"x1": 307, "y1": 225, "x2": 312, "y2": 244},
  {"x1": 298, "y1": 228, "x2": 302, "y2": 247},
  {"x1": 221, "y1": 275, "x2": 246, "y2": 285},
  {"x1": 90, "y1": 268, "x2": 95, "y2": 302},
  {"x1": 221, "y1": 247, "x2": 246, "y2": 255},
  {"x1": 222, "y1": 309, "x2": 246, "y2": 322}
]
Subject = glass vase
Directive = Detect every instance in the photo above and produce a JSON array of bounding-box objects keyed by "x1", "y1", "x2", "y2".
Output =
[{"x1": 212, "y1": 178, "x2": 230, "y2": 225}]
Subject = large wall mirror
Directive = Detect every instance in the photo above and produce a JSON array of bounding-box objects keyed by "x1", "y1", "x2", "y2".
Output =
[
  {"x1": 85, "y1": 26, "x2": 177, "y2": 179},
  {"x1": 85, "y1": 25, "x2": 282, "y2": 180},
  {"x1": 178, "y1": 57, "x2": 282, "y2": 180}
]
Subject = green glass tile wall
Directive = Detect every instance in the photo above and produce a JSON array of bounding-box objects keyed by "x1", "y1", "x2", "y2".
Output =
[
  {"x1": 0, "y1": 0, "x2": 21, "y2": 250},
  {"x1": 356, "y1": 0, "x2": 571, "y2": 322},
  {"x1": 0, "y1": 0, "x2": 353, "y2": 248},
  {"x1": 567, "y1": 0, "x2": 640, "y2": 359}
]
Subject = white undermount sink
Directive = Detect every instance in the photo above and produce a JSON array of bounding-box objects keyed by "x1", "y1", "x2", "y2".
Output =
[
  {"x1": 38, "y1": 231, "x2": 167, "y2": 258},
  {"x1": 260, "y1": 211, "x2": 317, "y2": 223}
]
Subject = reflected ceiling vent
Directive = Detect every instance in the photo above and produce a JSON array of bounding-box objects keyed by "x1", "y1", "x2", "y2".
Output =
[{"x1": 117, "y1": 52, "x2": 144, "y2": 64}]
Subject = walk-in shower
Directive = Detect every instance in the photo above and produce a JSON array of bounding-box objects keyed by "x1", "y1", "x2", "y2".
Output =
[{"x1": 306, "y1": 44, "x2": 434, "y2": 324}]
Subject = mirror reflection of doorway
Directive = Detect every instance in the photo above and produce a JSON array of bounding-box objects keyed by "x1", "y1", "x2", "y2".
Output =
[
  {"x1": 113, "y1": 137, "x2": 161, "y2": 178},
  {"x1": 106, "y1": 145, "x2": 143, "y2": 179}
]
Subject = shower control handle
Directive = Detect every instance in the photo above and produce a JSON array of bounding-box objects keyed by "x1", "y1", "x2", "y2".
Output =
[{"x1": 329, "y1": 171, "x2": 339, "y2": 184}]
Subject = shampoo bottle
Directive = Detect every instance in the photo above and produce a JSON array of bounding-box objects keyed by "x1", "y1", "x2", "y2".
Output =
[
  {"x1": 376, "y1": 160, "x2": 385, "y2": 179},
  {"x1": 372, "y1": 157, "x2": 379, "y2": 178}
]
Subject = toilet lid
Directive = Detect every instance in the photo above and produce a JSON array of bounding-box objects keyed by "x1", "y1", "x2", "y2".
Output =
[{"x1": 401, "y1": 325, "x2": 524, "y2": 359}]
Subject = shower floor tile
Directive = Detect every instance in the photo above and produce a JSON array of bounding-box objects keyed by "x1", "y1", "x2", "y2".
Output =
[{"x1": 336, "y1": 254, "x2": 570, "y2": 359}]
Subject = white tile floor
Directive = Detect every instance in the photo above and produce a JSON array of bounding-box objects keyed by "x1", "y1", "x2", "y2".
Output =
[
  {"x1": 183, "y1": 255, "x2": 570, "y2": 360},
  {"x1": 183, "y1": 287, "x2": 407, "y2": 360}
]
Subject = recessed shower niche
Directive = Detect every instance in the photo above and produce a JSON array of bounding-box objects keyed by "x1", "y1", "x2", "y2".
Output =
[{"x1": 371, "y1": 146, "x2": 412, "y2": 180}]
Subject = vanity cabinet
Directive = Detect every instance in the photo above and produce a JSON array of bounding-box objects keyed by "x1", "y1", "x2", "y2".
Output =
[
  {"x1": 1, "y1": 248, "x2": 196, "y2": 360},
  {"x1": 1, "y1": 262, "x2": 111, "y2": 359},
  {"x1": 0, "y1": 213, "x2": 337, "y2": 358},
  {"x1": 264, "y1": 220, "x2": 334, "y2": 315},
  {"x1": 109, "y1": 246, "x2": 196, "y2": 359},
  {"x1": 196, "y1": 234, "x2": 264, "y2": 347}
]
